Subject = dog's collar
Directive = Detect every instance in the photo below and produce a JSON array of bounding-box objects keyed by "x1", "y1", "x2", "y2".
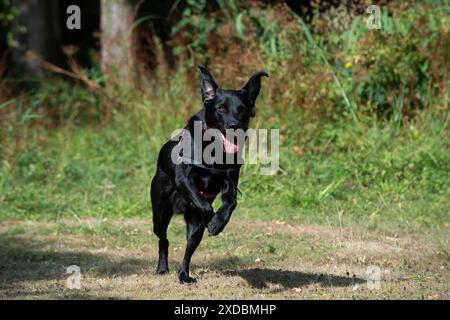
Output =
[
  {"x1": 178, "y1": 156, "x2": 239, "y2": 175},
  {"x1": 199, "y1": 190, "x2": 220, "y2": 199}
]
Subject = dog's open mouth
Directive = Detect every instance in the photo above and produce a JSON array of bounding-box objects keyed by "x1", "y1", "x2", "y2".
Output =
[{"x1": 220, "y1": 132, "x2": 239, "y2": 154}]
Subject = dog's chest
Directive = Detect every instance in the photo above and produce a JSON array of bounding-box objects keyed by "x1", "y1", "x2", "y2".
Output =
[{"x1": 192, "y1": 171, "x2": 223, "y2": 193}]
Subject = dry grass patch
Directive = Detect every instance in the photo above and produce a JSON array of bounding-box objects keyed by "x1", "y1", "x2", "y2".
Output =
[{"x1": 0, "y1": 218, "x2": 448, "y2": 299}]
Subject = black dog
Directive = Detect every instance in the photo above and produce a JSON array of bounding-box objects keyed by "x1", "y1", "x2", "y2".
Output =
[{"x1": 151, "y1": 66, "x2": 268, "y2": 283}]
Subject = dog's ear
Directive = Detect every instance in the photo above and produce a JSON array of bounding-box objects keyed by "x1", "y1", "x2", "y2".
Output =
[
  {"x1": 198, "y1": 66, "x2": 219, "y2": 104},
  {"x1": 241, "y1": 71, "x2": 269, "y2": 107}
]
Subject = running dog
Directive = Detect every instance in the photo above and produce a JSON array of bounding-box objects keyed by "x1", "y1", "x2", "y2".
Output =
[{"x1": 151, "y1": 66, "x2": 268, "y2": 283}]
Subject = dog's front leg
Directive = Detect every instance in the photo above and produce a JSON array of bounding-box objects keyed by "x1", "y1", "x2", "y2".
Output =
[
  {"x1": 208, "y1": 179, "x2": 237, "y2": 236},
  {"x1": 174, "y1": 166, "x2": 214, "y2": 226}
]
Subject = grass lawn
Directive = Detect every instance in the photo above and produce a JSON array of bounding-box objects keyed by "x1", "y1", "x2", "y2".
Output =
[{"x1": 0, "y1": 217, "x2": 448, "y2": 299}]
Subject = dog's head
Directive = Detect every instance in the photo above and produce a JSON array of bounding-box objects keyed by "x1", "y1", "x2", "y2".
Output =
[{"x1": 198, "y1": 66, "x2": 268, "y2": 134}]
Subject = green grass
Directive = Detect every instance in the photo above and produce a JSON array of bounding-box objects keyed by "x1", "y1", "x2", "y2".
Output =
[{"x1": 1, "y1": 105, "x2": 448, "y2": 233}]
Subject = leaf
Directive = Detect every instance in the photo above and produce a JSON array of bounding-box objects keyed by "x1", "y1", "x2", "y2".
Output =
[
  {"x1": 235, "y1": 12, "x2": 245, "y2": 36},
  {"x1": 171, "y1": 18, "x2": 189, "y2": 35}
]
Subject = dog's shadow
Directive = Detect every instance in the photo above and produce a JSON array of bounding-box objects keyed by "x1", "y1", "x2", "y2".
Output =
[
  {"x1": 222, "y1": 268, "x2": 364, "y2": 290},
  {"x1": 205, "y1": 257, "x2": 364, "y2": 290}
]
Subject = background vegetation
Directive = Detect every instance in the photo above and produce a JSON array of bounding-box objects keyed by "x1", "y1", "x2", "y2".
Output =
[{"x1": 0, "y1": 0, "x2": 449, "y2": 233}]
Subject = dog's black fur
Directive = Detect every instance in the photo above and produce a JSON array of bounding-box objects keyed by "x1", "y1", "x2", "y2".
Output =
[{"x1": 151, "y1": 66, "x2": 268, "y2": 283}]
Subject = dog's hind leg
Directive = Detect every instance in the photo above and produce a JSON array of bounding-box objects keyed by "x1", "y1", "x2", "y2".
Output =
[
  {"x1": 178, "y1": 210, "x2": 205, "y2": 283},
  {"x1": 153, "y1": 205, "x2": 173, "y2": 274},
  {"x1": 151, "y1": 176, "x2": 174, "y2": 274}
]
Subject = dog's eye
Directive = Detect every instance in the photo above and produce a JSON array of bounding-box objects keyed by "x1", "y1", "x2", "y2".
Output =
[{"x1": 217, "y1": 106, "x2": 227, "y2": 113}]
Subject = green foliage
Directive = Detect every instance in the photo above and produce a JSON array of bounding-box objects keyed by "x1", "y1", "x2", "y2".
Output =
[
  {"x1": 346, "y1": 3, "x2": 450, "y2": 119},
  {"x1": 171, "y1": 0, "x2": 216, "y2": 62},
  {"x1": 0, "y1": 0, "x2": 22, "y2": 48},
  {"x1": 171, "y1": 0, "x2": 287, "y2": 65}
]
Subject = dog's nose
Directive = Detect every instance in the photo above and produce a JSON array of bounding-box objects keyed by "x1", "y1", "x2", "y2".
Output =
[{"x1": 227, "y1": 122, "x2": 238, "y2": 129}]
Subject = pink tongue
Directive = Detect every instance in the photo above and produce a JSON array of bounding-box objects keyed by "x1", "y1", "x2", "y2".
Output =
[{"x1": 221, "y1": 132, "x2": 239, "y2": 154}]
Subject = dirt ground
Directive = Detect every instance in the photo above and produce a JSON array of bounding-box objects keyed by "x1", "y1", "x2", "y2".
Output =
[{"x1": 0, "y1": 217, "x2": 448, "y2": 299}]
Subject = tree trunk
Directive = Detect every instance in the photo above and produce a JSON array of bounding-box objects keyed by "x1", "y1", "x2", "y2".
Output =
[
  {"x1": 101, "y1": 0, "x2": 137, "y2": 86},
  {"x1": 10, "y1": 0, "x2": 62, "y2": 82}
]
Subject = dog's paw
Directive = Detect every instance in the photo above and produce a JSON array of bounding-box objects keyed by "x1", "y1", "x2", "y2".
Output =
[
  {"x1": 156, "y1": 266, "x2": 169, "y2": 275},
  {"x1": 207, "y1": 215, "x2": 227, "y2": 236},
  {"x1": 156, "y1": 259, "x2": 169, "y2": 274},
  {"x1": 178, "y1": 271, "x2": 197, "y2": 284}
]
